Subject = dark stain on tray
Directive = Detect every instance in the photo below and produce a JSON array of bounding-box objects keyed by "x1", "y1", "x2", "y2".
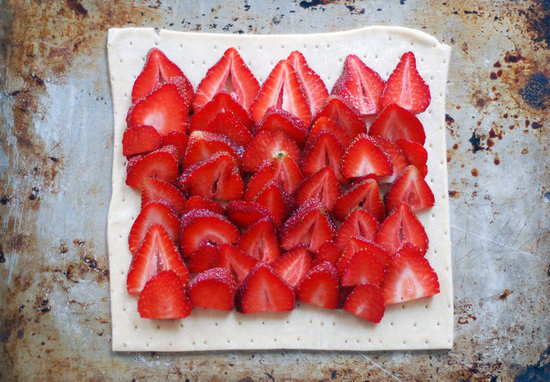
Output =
[
  {"x1": 520, "y1": 72, "x2": 549, "y2": 109},
  {"x1": 499, "y1": 289, "x2": 513, "y2": 300},
  {"x1": 469, "y1": 129, "x2": 486, "y2": 153},
  {"x1": 515, "y1": 347, "x2": 550, "y2": 381}
]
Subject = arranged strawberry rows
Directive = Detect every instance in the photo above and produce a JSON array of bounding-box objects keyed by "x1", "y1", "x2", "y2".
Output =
[{"x1": 122, "y1": 47, "x2": 440, "y2": 323}]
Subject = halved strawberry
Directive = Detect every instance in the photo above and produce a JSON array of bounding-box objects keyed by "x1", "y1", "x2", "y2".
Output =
[
  {"x1": 250, "y1": 59, "x2": 311, "y2": 125},
  {"x1": 188, "y1": 242, "x2": 219, "y2": 273},
  {"x1": 381, "y1": 248, "x2": 440, "y2": 305},
  {"x1": 313, "y1": 240, "x2": 340, "y2": 267},
  {"x1": 305, "y1": 116, "x2": 352, "y2": 150},
  {"x1": 178, "y1": 151, "x2": 244, "y2": 201},
  {"x1": 335, "y1": 208, "x2": 379, "y2": 253},
  {"x1": 128, "y1": 201, "x2": 180, "y2": 254},
  {"x1": 183, "y1": 195, "x2": 225, "y2": 215},
  {"x1": 126, "y1": 145, "x2": 179, "y2": 188},
  {"x1": 137, "y1": 270, "x2": 192, "y2": 320},
  {"x1": 127, "y1": 82, "x2": 190, "y2": 136},
  {"x1": 216, "y1": 243, "x2": 258, "y2": 285},
  {"x1": 296, "y1": 261, "x2": 340, "y2": 309},
  {"x1": 396, "y1": 138, "x2": 428, "y2": 177},
  {"x1": 189, "y1": 92, "x2": 253, "y2": 134},
  {"x1": 193, "y1": 47, "x2": 260, "y2": 112},
  {"x1": 340, "y1": 134, "x2": 392, "y2": 180},
  {"x1": 343, "y1": 283, "x2": 385, "y2": 323},
  {"x1": 372, "y1": 136, "x2": 409, "y2": 184},
  {"x1": 368, "y1": 103, "x2": 426, "y2": 145},
  {"x1": 255, "y1": 107, "x2": 308, "y2": 147},
  {"x1": 340, "y1": 249, "x2": 385, "y2": 287},
  {"x1": 241, "y1": 130, "x2": 301, "y2": 173},
  {"x1": 161, "y1": 130, "x2": 188, "y2": 166},
  {"x1": 122, "y1": 125, "x2": 162, "y2": 157},
  {"x1": 381, "y1": 52, "x2": 431, "y2": 114},
  {"x1": 252, "y1": 180, "x2": 293, "y2": 227},
  {"x1": 183, "y1": 130, "x2": 243, "y2": 169},
  {"x1": 375, "y1": 202, "x2": 428, "y2": 255},
  {"x1": 236, "y1": 263, "x2": 295, "y2": 313},
  {"x1": 238, "y1": 217, "x2": 281, "y2": 264},
  {"x1": 179, "y1": 209, "x2": 240, "y2": 257},
  {"x1": 287, "y1": 50, "x2": 329, "y2": 117},
  {"x1": 197, "y1": 111, "x2": 254, "y2": 148},
  {"x1": 279, "y1": 199, "x2": 336, "y2": 253},
  {"x1": 301, "y1": 131, "x2": 345, "y2": 183},
  {"x1": 337, "y1": 237, "x2": 392, "y2": 275},
  {"x1": 331, "y1": 54, "x2": 385, "y2": 116},
  {"x1": 294, "y1": 167, "x2": 340, "y2": 211},
  {"x1": 272, "y1": 246, "x2": 313, "y2": 287},
  {"x1": 333, "y1": 178, "x2": 385, "y2": 222},
  {"x1": 225, "y1": 200, "x2": 275, "y2": 229},
  {"x1": 127, "y1": 225, "x2": 189, "y2": 294},
  {"x1": 132, "y1": 48, "x2": 190, "y2": 103},
  {"x1": 244, "y1": 154, "x2": 304, "y2": 199},
  {"x1": 188, "y1": 267, "x2": 237, "y2": 310},
  {"x1": 314, "y1": 96, "x2": 365, "y2": 138},
  {"x1": 141, "y1": 177, "x2": 187, "y2": 215},
  {"x1": 384, "y1": 165, "x2": 435, "y2": 213}
]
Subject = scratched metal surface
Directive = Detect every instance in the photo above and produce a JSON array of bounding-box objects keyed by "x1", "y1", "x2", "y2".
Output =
[{"x1": 0, "y1": 0, "x2": 548, "y2": 380}]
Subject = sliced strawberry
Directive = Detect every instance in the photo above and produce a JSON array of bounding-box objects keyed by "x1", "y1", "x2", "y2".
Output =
[
  {"x1": 161, "y1": 130, "x2": 188, "y2": 166},
  {"x1": 178, "y1": 151, "x2": 244, "y2": 201},
  {"x1": 193, "y1": 47, "x2": 260, "y2": 112},
  {"x1": 375, "y1": 203, "x2": 428, "y2": 255},
  {"x1": 241, "y1": 129, "x2": 301, "y2": 173},
  {"x1": 368, "y1": 103, "x2": 426, "y2": 145},
  {"x1": 128, "y1": 201, "x2": 180, "y2": 254},
  {"x1": 238, "y1": 218, "x2": 280, "y2": 264},
  {"x1": 132, "y1": 48, "x2": 189, "y2": 103},
  {"x1": 301, "y1": 131, "x2": 345, "y2": 183},
  {"x1": 314, "y1": 96, "x2": 365, "y2": 138},
  {"x1": 338, "y1": 238, "x2": 392, "y2": 275},
  {"x1": 381, "y1": 52, "x2": 431, "y2": 114},
  {"x1": 225, "y1": 200, "x2": 275, "y2": 229},
  {"x1": 141, "y1": 177, "x2": 187, "y2": 215},
  {"x1": 340, "y1": 249, "x2": 385, "y2": 287},
  {"x1": 188, "y1": 267, "x2": 237, "y2": 310},
  {"x1": 384, "y1": 165, "x2": 435, "y2": 213},
  {"x1": 127, "y1": 82, "x2": 190, "y2": 136},
  {"x1": 396, "y1": 138, "x2": 428, "y2": 177},
  {"x1": 280, "y1": 199, "x2": 336, "y2": 253},
  {"x1": 250, "y1": 59, "x2": 312, "y2": 125},
  {"x1": 188, "y1": 242, "x2": 219, "y2": 273},
  {"x1": 335, "y1": 208, "x2": 379, "y2": 253},
  {"x1": 189, "y1": 92, "x2": 253, "y2": 134},
  {"x1": 372, "y1": 136, "x2": 409, "y2": 184},
  {"x1": 123, "y1": 125, "x2": 162, "y2": 157},
  {"x1": 294, "y1": 167, "x2": 340, "y2": 211},
  {"x1": 184, "y1": 195, "x2": 225, "y2": 215},
  {"x1": 179, "y1": 209, "x2": 240, "y2": 257},
  {"x1": 252, "y1": 180, "x2": 293, "y2": 228},
  {"x1": 382, "y1": 248, "x2": 440, "y2": 305},
  {"x1": 244, "y1": 154, "x2": 303, "y2": 199},
  {"x1": 255, "y1": 107, "x2": 308, "y2": 147},
  {"x1": 137, "y1": 270, "x2": 192, "y2": 320},
  {"x1": 333, "y1": 178, "x2": 385, "y2": 222},
  {"x1": 287, "y1": 50, "x2": 329, "y2": 117},
  {"x1": 236, "y1": 263, "x2": 295, "y2": 313},
  {"x1": 313, "y1": 240, "x2": 340, "y2": 267},
  {"x1": 343, "y1": 283, "x2": 385, "y2": 323},
  {"x1": 340, "y1": 134, "x2": 392, "y2": 180},
  {"x1": 272, "y1": 246, "x2": 313, "y2": 288},
  {"x1": 331, "y1": 55, "x2": 385, "y2": 116},
  {"x1": 216, "y1": 243, "x2": 258, "y2": 285},
  {"x1": 305, "y1": 116, "x2": 352, "y2": 150},
  {"x1": 198, "y1": 111, "x2": 254, "y2": 148},
  {"x1": 127, "y1": 225, "x2": 189, "y2": 294},
  {"x1": 296, "y1": 261, "x2": 340, "y2": 309},
  {"x1": 126, "y1": 145, "x2": 179, "y2": 188},
  {"x1": 183, "y1": 130, "x2": 243, "y2": 169}
]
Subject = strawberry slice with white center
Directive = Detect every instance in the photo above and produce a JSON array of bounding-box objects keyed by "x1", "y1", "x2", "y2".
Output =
[
  {"x1": 301, "y1": 131, "x2": 345, "y2": 183},
  {"x1": 333, "y1": 178, "x2": 385, "y2": 222},
  {"x1": 381, "y1": 52, "x2": 431, "y2": 114},
  {"x1": 294, "y1": 167, "x2": 340, "y2": 211},
  {"x1": 384, "y1": 165, "x2": 435, "y2": 213},
  {"x1": 396, "y1": 138, "x2": 429, "y2": 177},
  {"x1": 245, "y1": 153, "x2": 304, "y2": 198},
  {"x1": 250, "y1": 59, "x2": 312, "y2": 125},
  {"x1": 242, "y1": 129, "x2": 301, "y2": 173},
  {"x1": 252, "y1": 180, "x2": 294, "y2": 228},
  {"x1": 122, "y1": 125, "x2": 162, "y2": 157},
  {"x1": 141, "y1": 177, "x2": 187, "y2": 215},
  {"x1": 160, "y1": 130, "x2": 188, "y2": 166},
  {"x1": 183, "y1": 130, "x2": 243, "y2": 169},
  {"x1": 255, "y1": 106, "x2": 309, "y2": 147},
  {"x1": 137, "y1": 270, "x2": 192, "y2": 320},
  {"x1": 287, "y1": 50, "x2": 329, "y2": 117},
  {"x1": 335, "y1": 208, "x2": 379, "y2": 253},
  {"x1": 337, "y1": 237, "x2": 392, "y2": 276},
  {"x1": 188, "y1": 242, "x2": 219, "y2": 273},
  {"x1": 305, "y1": 116, "x2": 352, "y2": 150},
  {"x1": 183, "y1": 195, "x2": 225, "y2": 215},
  {"x1": 272, "y1": 246, "x2": 314, "y2": 288},
  {"x1": 189, "y1": 92, "x2": 253, "y2": 134},
  {"x1": 343, "y1": 283, "x2": 385, "y2": 323},
  {"x1": 331, "y1": 54, "x2": 385, "y2": 116},
  {"x1": 178, "y1": 151, "x2": 244, "y2": 201},
  {"x1": 280, "y1": 199, "x2": 337, "y2": 253},
  {"x1": 179, "y1": 209, "x2": 240, "y2": 257},
  {"x1": 236, "y1": 263, "x2": 295, "y2": 313},
  {"x1": 381, "y1": 246, "x2": 440, "y2": 305},
  {"x1": 296, "y1": 261, "x2": 340, "y2": 309},
  {"x1": 225, "y1": 200, "x2": 275, "y2": 229},
  {"x1": 126, "y1": 145, "x2": 179, "y2": 188},
  {"x1": 188, "y1": 267, "x2": 237, "y2": 311},
  {"x1": 193, "y1": 47, "x2": 260, "y2": 113},
  {"x1": 216, "y1": 243, "x2": 259, "y2": 285},
  {"x1": 375, "y1": 202, "x2": 428, "y2": 255},
  {"x1": 368, "y1": 103, "x2": 426, "y2": 145},
  {"x1": 372, "y1": 136, "x2": 409, "y2": 184},
  {"x1": 127, "y1": 224, "x2": 189, "y2": 294},
  {"x1": 340, "y1": 249, "x2": 385, "y2": 287},
  {"x1": 314, "y1": 96, "x2": 366, "y2": 139},
  {"x1": 340, "y1": 134, "x2": 392, "y2": 180},
  {"x1": 128, "y1": 201, "x2": 181, "y2": 254},
  {"x1": 238, "y1": 217, "x2": 281, "y2": 264}
]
